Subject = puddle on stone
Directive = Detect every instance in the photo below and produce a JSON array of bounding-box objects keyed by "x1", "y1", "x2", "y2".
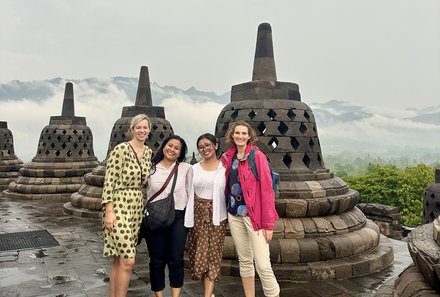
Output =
[
  {"x1": 50, "y1": 275, "x2": 73, "y2": 285},
  {"x1": 29, "y1": 250, "x2": 48, "y2": 258},
  {"x1": 95, "y1": 268, "x2": 107, "y2": 276}
]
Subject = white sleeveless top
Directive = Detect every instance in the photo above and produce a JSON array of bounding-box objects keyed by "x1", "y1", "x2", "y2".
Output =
[{"x1": 194, "y1": 167, "x2": 216, "y2": 199}]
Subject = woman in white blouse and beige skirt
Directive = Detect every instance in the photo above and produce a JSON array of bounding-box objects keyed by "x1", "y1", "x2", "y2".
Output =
[{"x1": 185, "y1": 133, "x2": 227, "y2": 297}]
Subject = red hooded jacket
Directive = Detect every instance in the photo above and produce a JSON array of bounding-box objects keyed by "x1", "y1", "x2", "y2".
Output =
[{"x1": 221, "y1": 144, "x2": 279, "y2": 231}]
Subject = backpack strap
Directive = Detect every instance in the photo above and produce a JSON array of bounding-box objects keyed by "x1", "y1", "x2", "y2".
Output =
[{"x1": 248, "y1": 148, "x2": 259, "y2": 180}]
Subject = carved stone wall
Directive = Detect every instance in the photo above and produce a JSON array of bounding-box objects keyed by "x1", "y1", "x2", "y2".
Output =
[{"x1": 358, "y1": 203, "x2": 403, "y2": 240}]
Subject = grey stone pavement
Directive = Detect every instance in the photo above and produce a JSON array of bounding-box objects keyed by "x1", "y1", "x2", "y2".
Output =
[{"x1": 0, "y1": 193, "x2": 412, "y2": 297}]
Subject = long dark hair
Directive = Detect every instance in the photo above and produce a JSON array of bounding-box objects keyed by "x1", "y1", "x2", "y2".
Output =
[{"x1": 151, "y1": 135, "x2": 187, "y2": 172}]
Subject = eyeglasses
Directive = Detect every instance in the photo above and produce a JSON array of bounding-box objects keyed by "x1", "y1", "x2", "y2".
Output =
[{"x1": 198, "y1": 143, "x2": 212, "y2": 151}]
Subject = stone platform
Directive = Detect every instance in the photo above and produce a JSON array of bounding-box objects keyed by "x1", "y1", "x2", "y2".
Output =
[{"x1": 0, "y1": 192, "x2": 413, "y2": 297}]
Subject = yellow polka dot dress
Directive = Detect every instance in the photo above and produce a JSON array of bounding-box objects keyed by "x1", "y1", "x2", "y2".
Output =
[{"x1": 101, "y1": 142, "x2": 152, "y2": 259}]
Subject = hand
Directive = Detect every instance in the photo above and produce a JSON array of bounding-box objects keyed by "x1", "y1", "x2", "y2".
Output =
[
  {"x1": 105, "y1": 209, "x2": 117, "y2": 231},
  {"x1": 262, "y1": 229, "x2": 273, "y2": 243}
]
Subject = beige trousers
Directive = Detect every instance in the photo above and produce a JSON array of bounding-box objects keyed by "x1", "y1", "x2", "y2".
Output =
[{"x1": 228, "y1": 214, "x2": 280, "y2": 297}]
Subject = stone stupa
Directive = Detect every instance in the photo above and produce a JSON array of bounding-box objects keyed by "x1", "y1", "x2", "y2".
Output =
[
  {"x1": 0, "y1": 121, "x2": 23, "y2": 190},
  {"x1": 380, "y1": 169, "x2": 440, "y2": 296},
  {"x1": 63, "y1": 66, "x2": 174, "y2": 217},
  {"x1": 3, "y1": 83, "x2": 99, "y2": 201},
  {"x1": 215, "y1": 23, "x2": 394, "y2": 281}
]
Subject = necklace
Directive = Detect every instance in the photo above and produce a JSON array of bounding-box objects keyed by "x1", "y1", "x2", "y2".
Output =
[{"x1": 128, "y1": 141, "x2": 144, "y2": 161}]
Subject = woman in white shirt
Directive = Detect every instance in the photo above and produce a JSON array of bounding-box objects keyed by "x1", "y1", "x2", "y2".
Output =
[
  {"x1": 145, "y1": 135, "x2": 193, "y2": 297},
  {"x1": 185, "y1": 133, "x2": 227, "y2": 297}
]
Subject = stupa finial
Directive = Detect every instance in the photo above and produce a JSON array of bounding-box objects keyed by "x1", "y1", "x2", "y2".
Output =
[
  {"x1": 252, "y1": 22, "x2": 277, "y2": 82},
  {"x1": 61, "y1": 82, "x2": 74, "y2": 117},
  {"x1": 135, "y1": 66, "x2": 153, "y2": 106}
]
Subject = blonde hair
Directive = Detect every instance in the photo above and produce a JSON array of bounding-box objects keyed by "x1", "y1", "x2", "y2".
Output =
[
  {"x1": 225, "y1": 120, "x2": 257, "y2": 146},
  {"x1": 129, "y1": 114, "x2": 151, "y2": 133}
]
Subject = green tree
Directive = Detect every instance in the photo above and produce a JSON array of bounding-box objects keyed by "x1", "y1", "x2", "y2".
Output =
[
  {"x1": 343, "y1": 163, "x2": 435, "y2": 227},
  {"x1": 346, "y1": 164, "x2": 400, "y2": 206},
  {"x1": 397, "y1": 164, "x2": 434, "y2": 226}
]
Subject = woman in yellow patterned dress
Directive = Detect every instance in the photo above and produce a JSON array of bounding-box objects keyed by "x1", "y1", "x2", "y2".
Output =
[{"x1": 102, "y1": 114, "x2": 153, "y2": 297}]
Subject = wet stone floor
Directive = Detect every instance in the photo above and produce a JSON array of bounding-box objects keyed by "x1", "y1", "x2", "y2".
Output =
[{"x1": 0, "y1": 193, "x2": 413, "y2": 297}]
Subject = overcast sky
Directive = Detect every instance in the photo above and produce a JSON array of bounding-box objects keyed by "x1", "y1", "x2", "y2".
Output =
[{"x1": 1, "y1": 0, "x2": 439, "y2": 109}]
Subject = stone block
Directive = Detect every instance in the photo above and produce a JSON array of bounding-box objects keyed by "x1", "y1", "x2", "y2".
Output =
[
  {"x1": 285, "y1": 199, "x2": 307, "y2": 217},
  {"x1": 298, "y1": 238, "x2": 320, "y2": 262},
  {"x1": 331, "y1": 235, "x2": 354, "y2": 258},
  {"x1": 312, "y1": 217, "x2": 335, "y2": 236},
  {"x1": 283, "y1": 218, "x2": 305, "y2": 239},
  {"x1": 278, "y1": 238, "x2": 300, "y2": 263},
  {"x1": 307, "y1": 199, "x2": 331, "y2": 216},
  {"x1": 315, "y1": 236, "x2": 336, "y2": 260}
]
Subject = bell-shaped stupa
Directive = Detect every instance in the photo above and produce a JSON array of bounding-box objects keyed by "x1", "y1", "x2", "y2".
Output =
[
  {"x1": 215, "y1": 23, "x2": 394, "y2": 281},
  {"x1": 0, "y1": 121, "x2": 24, "y2": 190},
  {"x1": 3, "y1": 83, "x2": 99, "y2": 201},
  {"x1": 423, "y1": 169, "x2": 440, "y2": 224},
  {"x1": 64, "y1": 66, "x2": 174, "y2": 217}
]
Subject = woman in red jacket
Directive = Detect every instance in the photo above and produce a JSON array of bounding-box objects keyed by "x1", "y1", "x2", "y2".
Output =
[{"x1": 221, "y1": 120, "x2": 280, "y2": 297}]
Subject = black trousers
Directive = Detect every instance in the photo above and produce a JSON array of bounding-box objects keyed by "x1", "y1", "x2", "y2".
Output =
[{"x1": 145, "y1": 209, "x2": 188, "y2": 292}]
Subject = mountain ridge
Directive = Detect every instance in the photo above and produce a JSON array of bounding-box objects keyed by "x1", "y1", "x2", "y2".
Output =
[{"x1": 1, "y1": 77, "x2": 439, "y2": 162}]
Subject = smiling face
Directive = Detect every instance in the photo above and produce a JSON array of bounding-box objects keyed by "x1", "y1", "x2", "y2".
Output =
[
  {"x1": 131, "y1": 119, "x2": 150, "y2": 142},
  {"x1": 163, "y1": 138, "x2": 182, "y2": 162},
  {"x1": 232, "y1": 125, "x2": 251, "y2": 148},
  {"x1": 197, "y1": 138, "x2": 217, "y2": 160}
]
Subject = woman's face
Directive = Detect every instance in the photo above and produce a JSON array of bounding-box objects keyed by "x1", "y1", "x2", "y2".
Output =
[
  {"x1": 232, "y1": 125, "x2": 250, "y2": 147},
  {"x1": 131, "y1": 119, "x2": 150, "y2": 142},
  {"x1": 163, "y1": 138, "x2": 182, "y2": 162},
  {"x1": 197, "y1": 138, "x2": 217, "y2": 160}
]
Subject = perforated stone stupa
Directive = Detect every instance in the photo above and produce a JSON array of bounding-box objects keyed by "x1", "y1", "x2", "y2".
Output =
[
  {"x1": 63, "y1": 66, "x2": 174, "y2": 217},
  {"x1": 0, "y1": 121, "x2": 23, "y2": 190},
  {"x1": 3, "y1": 83, "x2": 99, "y2": 201},
  {"x1": 215, "y1": 23, "x2": 394, "y2": 281},
  {"x1": 423, "y1": 169, "x2": 440, "y2": 224}
]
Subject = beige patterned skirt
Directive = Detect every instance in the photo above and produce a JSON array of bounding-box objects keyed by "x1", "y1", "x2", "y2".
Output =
[{"x1": 187, "y1": 196, "x2": 227, "y2": 282}]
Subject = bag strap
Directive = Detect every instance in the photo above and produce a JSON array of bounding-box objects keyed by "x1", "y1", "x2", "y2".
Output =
[
  {"x1": 147, "y1": 163, "x2": 179, "y2": 203},
  {"x1": 248, "y1": 148, "x2": 259, "y2": 180}
]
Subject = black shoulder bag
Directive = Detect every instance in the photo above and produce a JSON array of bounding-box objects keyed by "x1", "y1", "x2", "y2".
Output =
[{"x1": 142, "y1": 163, "x2": 178, "y2": 231}]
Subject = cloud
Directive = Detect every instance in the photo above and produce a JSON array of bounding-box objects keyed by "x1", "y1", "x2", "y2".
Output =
[
  {"x1": 162, "y1": 94, "x2": 225, "y2": 155},
  {"x1": 318, "y1": 113, "x2": 440, "y2": 154},
  {"x1": 0, "y1": 78, "x2": 132, "y2": 162},
  {"x1": 0, "y1": 79, "x2": 225, "y2": 162}
]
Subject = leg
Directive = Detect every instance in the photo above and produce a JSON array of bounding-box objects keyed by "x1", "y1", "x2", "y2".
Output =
[
  {"x1": 146, "y1": 228, "x2": 167, "y2": 293},
  {"x1": 228, "y1": 214, "x2": 255, "y2": 297},
  {"x1": 167, "y1": 210, "x2": 188, "y2": 296},
  {"x1": 109, "y1": 256, "x2": 119, "y2": 297},
  {"x1": 114, "y1": 257, "x2": 135, "y2": 297},
  {"x1": 202, "y1": 274, "x2": 215, "y2": 297},
  {"x1": 242, "y1": 217, "x2": 280, "y2": 297},
  {"x1": 241, "y1": 276, "x2": 255, "y2": 297},
  {"x1": 171, "y1": 287, "x2": 182, "y2": 297}
]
